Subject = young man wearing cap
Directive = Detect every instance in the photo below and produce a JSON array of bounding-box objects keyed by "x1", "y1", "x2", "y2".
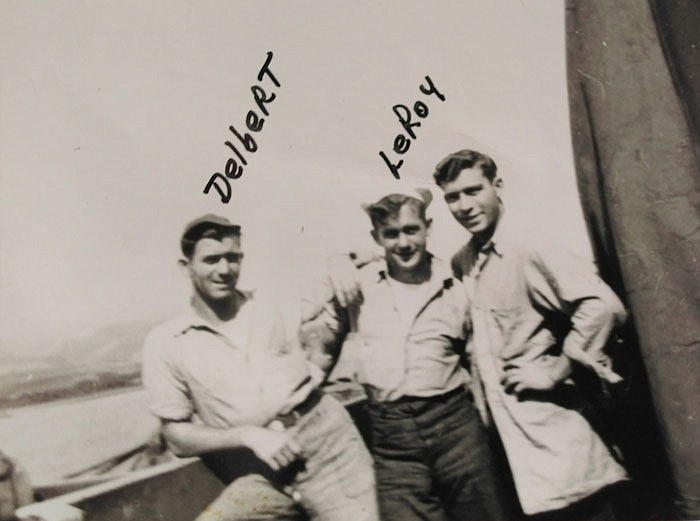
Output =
[
  {"x1": 300, "y1": 189, "x2": 506, "y2": 521},
  {"x1": 142, "y1": 214, "x2": 378, "y2": 521},
  {"x1": 432, "y1": 149, "x2": 628, "y2": 519}
]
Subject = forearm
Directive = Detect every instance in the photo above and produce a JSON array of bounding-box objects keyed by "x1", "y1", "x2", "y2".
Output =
[
  {"x1": 299, "y1": 279, "x2": 349, "y2": 376},
  {"x1": 558, "y1": 292, "x2": 627, "y2": 383},
  {"x1": 563, "y1": 292, "x2": 626, "y2": 361},
  {"x1": 163, "y1": 420, "x2": 302, "y2": 471},
  {"x1": 300, "y1": 320, "x2": 345, "y2": 375},
  {"x1": 162, "y1": 421, "x2": 250, "y2": 457},
  {"x1": 527, "y1": 248, "x2": 626, "y2": 360}
]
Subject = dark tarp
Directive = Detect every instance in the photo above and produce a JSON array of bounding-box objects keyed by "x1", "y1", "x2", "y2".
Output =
[{"x1": 567, "y1": 1, "x2": 700, "y2": 518}]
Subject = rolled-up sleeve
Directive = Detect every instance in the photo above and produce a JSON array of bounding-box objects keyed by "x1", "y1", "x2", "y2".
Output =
[
  {"x1": 299, "y1": 277, "x2": 350, "y2": 375},
  {"x1": 142, "y1": 329, "x2": 193, "y2": 421},
  {"x1": 525, "y1": 242, "x2": 627, "y2": 383}
]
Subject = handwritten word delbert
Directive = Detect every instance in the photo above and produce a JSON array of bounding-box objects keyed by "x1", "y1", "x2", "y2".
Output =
[
  {"x1": 379, "y1": 76, "x2": 445, "y2": 179},
  {"x1": 204, "y1": 52, "x2": 280, "y2": 203}
]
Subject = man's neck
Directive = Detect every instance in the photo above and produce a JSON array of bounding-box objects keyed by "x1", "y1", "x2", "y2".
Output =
[
  {"x1": 191, "y1": 290, "x2": 246, "y2": 324},
  {"x1": 472, "y1": 229, "x2": 495, "y2": 249}
]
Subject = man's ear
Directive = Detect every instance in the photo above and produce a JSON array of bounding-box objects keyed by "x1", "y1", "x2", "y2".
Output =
[
  {"x1": 177, "y1": 258, "x2": 190, "y2": 277},
  {"x1": 493, "y1": 176, "x2": 503, "y2": 192},
  {"x1": 370, "y1": 228, "x2": 380, "y2": 246},
  {"x1": 425, "y1": 218, "x2": 433, "y2": 236}
]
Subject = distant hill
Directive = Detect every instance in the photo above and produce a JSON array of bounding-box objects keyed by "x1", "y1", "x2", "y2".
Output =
[
  {"x1": 50, "y1": 320, "x2": 158, "y2": 366},
  {"x1": 0, "y1": 320, "x2": 159, "y2": 408}
]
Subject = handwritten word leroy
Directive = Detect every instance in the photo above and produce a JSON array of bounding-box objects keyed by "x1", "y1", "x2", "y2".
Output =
[
  {"x1": 379, "y1": 76, "x2": 445, "y2": 179},
  {"x1": 204, "y1": 52, "x2": 280, "y2": 203}
]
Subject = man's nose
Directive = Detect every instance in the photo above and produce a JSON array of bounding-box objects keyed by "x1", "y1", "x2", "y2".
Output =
[
  {"x1": 458, "y1": 193, "x2": 475, "y2": 213},
  {"x1": 215, "y1": 258, "x2": 233, "y2": 274},
  {"x1": 397, "y1": 233, "x2": 410, "y2": 248}
]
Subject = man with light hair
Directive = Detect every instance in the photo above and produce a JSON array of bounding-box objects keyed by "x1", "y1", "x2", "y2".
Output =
[{"x1": 301, "y1": 187, "x2": 506, "y2": 521}]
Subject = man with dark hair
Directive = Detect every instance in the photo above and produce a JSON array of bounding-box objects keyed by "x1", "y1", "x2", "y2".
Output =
[
  {"x1": 433, "y1": 149, "x2": 498, "y2": 184},
  {"x1": 433, "y1": 149, "x2": 628, "y2": 519},
  {"x1": 301, "y1": 188, "x2": 506, "y2": 521},
  {"x1": 142, "y1": 214, "x2": 378, "y2": 521}
]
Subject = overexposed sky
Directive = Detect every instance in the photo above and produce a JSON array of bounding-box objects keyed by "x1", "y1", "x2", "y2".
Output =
[{"x1": 0, "y1": 1, "x2": 588, "y2": 356}]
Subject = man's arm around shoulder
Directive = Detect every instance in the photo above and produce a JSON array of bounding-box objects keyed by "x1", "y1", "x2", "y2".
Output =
[{"x1": 299, "y1": 252, "x2": 371, "y2": 376}]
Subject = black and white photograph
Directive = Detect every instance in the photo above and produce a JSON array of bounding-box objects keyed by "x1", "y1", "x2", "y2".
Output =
[{"x1": 1, "y1": 2, "x2": 699, "y2": 520}]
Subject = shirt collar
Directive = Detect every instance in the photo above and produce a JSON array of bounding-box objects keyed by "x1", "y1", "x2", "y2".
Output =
[
  {"x1": 171, "y1": 290, "x2": 253, "y2": 337},
  {"x1": 169, "y1": 306, "x2": 214, "y2": 337},
  {"x1": 488, "y1": 218, "x2": 507, "y2": 257}
]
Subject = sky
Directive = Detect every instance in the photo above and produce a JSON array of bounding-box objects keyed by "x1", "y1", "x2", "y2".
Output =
[{"x1": 0, "y1": 1, "x2": 590, "y2": 357}]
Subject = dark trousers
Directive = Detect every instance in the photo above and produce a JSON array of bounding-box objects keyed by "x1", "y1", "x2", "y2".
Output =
[{"x1": 366, "y1": 388, "x2": 507, "y2": 521}]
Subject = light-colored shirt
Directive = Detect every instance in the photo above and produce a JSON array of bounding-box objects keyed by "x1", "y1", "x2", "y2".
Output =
[
  {"x1": 301, "y1": 256, "x2": 471, "y2": 402},
  {"x1": 142, "y1": 289, "x2": 320, "y2": 429},
  {"x1": 454, "y1": 216, "x2": 628, "y2": 514}
]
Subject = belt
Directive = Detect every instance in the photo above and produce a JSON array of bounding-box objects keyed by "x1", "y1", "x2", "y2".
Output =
[
  {"x1": 396, "y1": 385, "x2": 465, "y2": 404},
  {"x1": 374, "y1": 385, "x2": 466, "y2": 407},
  {"x1": 270, "y1": 388, "x2": 324, "y2": 430}
]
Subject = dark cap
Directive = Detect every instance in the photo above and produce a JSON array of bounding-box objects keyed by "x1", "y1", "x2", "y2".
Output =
[{"x1": 180, "y1": 214, "x2": 241, "y2": 256}]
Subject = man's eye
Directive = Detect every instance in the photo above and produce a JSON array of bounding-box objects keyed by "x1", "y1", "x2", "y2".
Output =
[
  {"x1": 226, "y1": 253, "x2": 244, "y2": 263},
  {"x1": 445, "y1": 194, "x2": 459, "y2": 203},
  {"x1": 382, "y1": 231, "x2": 399, "y2": 239}
]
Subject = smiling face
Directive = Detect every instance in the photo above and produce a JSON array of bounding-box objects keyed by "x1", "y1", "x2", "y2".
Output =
[
  {"x1": 181, "y1": 234, "x2": 243, "y2": 304},
  {"x1": 440, "y1": 167, "x2": 503, "y2": 241},
  {"x1": 371, "y1": 202, "x2": 431, "y2": 282}
]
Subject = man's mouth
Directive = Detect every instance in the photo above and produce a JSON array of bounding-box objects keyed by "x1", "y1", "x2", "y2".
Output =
[
  {"x1": 459, "y1": 213, "x2": 481, "y2": 226},
  {"x1": 395, "y1": 251, "x2": 416, "y2": 261}
]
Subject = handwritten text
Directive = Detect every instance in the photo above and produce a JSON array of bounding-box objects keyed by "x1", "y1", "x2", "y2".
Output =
[
  {"x1": 204, "y1": 51, "x2": 280, "y2": 203},
  {"x1": 379, "y1": 76, "x2": 445, "y2": 179}
]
